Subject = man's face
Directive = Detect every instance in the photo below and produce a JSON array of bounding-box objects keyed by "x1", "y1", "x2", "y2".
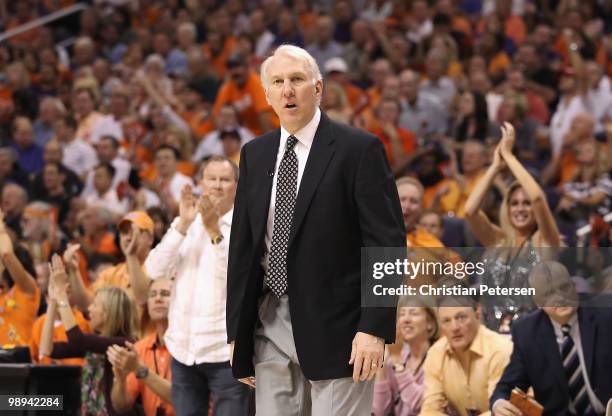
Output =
[
  {"x1": 96, "y1": 138, "x2": 117, "y2": 163},
  {"x1": 217, "y1": 107, "x2": 239, "y2": 129},
  {"x1": 397, "y1": 182, "x2": 422, "y2": 230},
  {"x1": 461, "y1": 143, "x2": 486, "y2": 174},
  {"x1": 14, "y1": 119, "x2": 33, "y2": 149},
  {"x1": 400, "y1": 72, "x2": 419, "y2": 101},
  {"x1": 199, "y1": 161, "x2": 237, "y2": 209},
  {"x1": 44, "y1": 141, "x2": 62, "y2": 163},
  {"x1": 377, "y1": 101, "x2": 400, "y2": 124},
  {"x1": 154, "y1": 149, "x2": 177, "y2": 177},
  {"x1": 438, "y1": 306, "x2": 480, "y2": 352},
  {"x1": 109, "y1": 92, "x2": 128, "y2": 117},
  {"x1": 73, "y1": 91, "x2": 94, "y2": 116},
  {"x1": 531, "y1": 267, "x2": 579, "y2": 323},
  {"x1": 147, "y1": 279, "x2": 172, "y2": 321},
  {"x1": 93, "y1": 167, "x2": 113, "y2": 194},
  {"x1": 42, "y1": 164, "x2": 63, "y2": 190},
  {"x1": 265, "y1": 54, "x2": 322, "y2": 133},
  {"x1": 418, "y1": 212, "x2": 443, "y2": 239},
  {"x1": 119, "y1": 223, "x2": 153, "y2": 258},
  {"x1": 0, "y1": 154, "x2": 11, "y2": 177},
  {"x1": 20, "y1": 213, "x2": 41, "y2": 240},
  {"x1": 316, "y1": 17, "x2": 334, "y2": 43},
  {"x1": 2, "y1": 186, "x2": 24, "y2": 217},
  {"x1": 39, "y1": 101, "x2": 57, "y2": 123}
]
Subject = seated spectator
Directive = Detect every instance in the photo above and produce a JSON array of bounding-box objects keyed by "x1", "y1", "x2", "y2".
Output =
[
  {"x1": 0, "y1": 147, "x2": 31, "y2": 190},
  {"x1": 82, "y1": 135, "x2": 131, "y2": 198},
  {"x1": 412, "y1": 148, "x2": 462, "y2": 213},
  {"x1": 369, "y1": 98, "x2": 417, "y2": 172},
  {"x1": 76, "y1": 206, "x2": 120, "y2": 262},
  {"x1": 213, "y1": 53, "x2": 279, "y2": 136},
  {"x1": 448, "y1": 90, "x2": 498, "y2": 145},
  {"x1": 398, "y1": 69, "x2": 448, "y2": 143},
  {"x1": 73, "y1": 87, "x2": 105, "y2": 144},
  {"x1": 373, "y1": 296, "x2": 439, "y2": 416},
  {"x1": 19, "y1": 201, "x2": 64, "y2": 265},
  {"x1": 320, "y1": 81, "x2": 353, "y2": 125},
  {"x1": 306, "y1": 15, "x2": 344, "y2": 70},
  {"x1": 40, "y1": 255, "x2": 138, "y2": 416},
  {"x1": 0, "y1": 214, "x2": 39, "y2": 347},
  {"x1": 1, "y1": 183, "x2": 28, "y2": 238},
  {"x1": 492, "y1": 261, "x2": 612, "y2": 415},
  {"x1": 192, "y1": 105, "x2": 255, "y2": 163},
  {"x1": 396, "y1": 177, "x2": 445, "y2": 248},
  {"x1": 54, "y1": 114, "x2": 98, "y2": 180},
  {"x1": 85, "y1": 163, "x2": 128, "y2": 218},
  {"x1": 11, "y1": 116, "x2": 44, "y2": 176},
  {"x1": 31, "y1": 140, "x2": 83, "y2": 200},
  {"x1": 31, "y1": 161, "x2": 72, "y2": 225},
  {"x1": 33, "y1": 97, "x2": 66, "y2": 148},
  {"x1": 421, "y1": 48, "x2": 457, "y2": 110},
  {"x1": 108, "y1": 278, "x2": 175, "y2": 416},
  {"x1": 556, "y1": 139, "x2": 611, "y2": 225},
  {"x1": 420, "y1": 294, "x2": 513, "y2": 415}
]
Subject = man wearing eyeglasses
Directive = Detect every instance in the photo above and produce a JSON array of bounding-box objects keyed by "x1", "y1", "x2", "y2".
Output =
[
  {"x1": 108, "y1": 278, "x2": 175, "y2": 416},
  {"x1": 420, "y1": 295, "x2": 513, "y2": 416}
]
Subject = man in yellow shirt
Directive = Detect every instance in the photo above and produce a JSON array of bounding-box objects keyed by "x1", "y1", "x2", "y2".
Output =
[
  {"x1": 420, "y1": 296, "x2": 513, "y2": 416},
  {"x1": 68, "y1": 211, "x2": 155, "y2": 310}
]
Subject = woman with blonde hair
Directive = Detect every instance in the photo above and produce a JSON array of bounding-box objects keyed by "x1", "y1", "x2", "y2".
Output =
[
  {"x1": 41, "y1": 254, "x2": 138, "y2": 415},
  {"x1": 321, "y1": 81, "x2": 352, "y2": 124},
  {"x1": 372, "y1": 296, "x2": 438, "y2": 416},
  {"x1": 464, "y1": 122, "x2": 561, "y2": 328}
]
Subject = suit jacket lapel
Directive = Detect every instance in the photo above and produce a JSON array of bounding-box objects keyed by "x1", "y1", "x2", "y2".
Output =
[
  {"x1": 288, "y1": 113, "x2": 335, "y2": 247},
  {"x1": 249, "y1": 130, "x2": 280, "y2": 243},
  {"x1": 537, "y1": 312, "x2": 568, "y2": 391},
  {"x1": 578, "y1": 307, "x2": 596, "y2": 376}
]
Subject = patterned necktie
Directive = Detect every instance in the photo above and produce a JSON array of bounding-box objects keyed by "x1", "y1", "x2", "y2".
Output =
[
  {"x1": 266, "y1": 135, "x2": 298, "y2": 297},
  {"x1": 561, "y1": 324, "x2": 595, "y2": 415}
]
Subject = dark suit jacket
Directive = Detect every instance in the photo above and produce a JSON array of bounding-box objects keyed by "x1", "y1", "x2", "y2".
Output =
[
  {"x1": 226, "y1": 113, "x2": 406, "y2": 380},
  {"x1": 491, "y1": 308, "x2": 612, "y2": 415}
]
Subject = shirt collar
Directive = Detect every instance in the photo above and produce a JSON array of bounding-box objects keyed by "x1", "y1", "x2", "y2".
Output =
[
  {"x1": 279, "y1": 107, "x2": 321, "y2": 150},
  {"x1": 548, "y1": 312, "x2": 579, "y2": 338},
  {"x1": 221, "y1": 208, "x2": 234, "y2": 227},
  {"x1": 445, "y1": 324, "x2": 485, "y2": 357}
]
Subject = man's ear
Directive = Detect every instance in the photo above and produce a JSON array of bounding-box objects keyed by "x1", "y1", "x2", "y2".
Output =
[{"x1": 315, "y1": 80, "x2": 323, "y2": 97}]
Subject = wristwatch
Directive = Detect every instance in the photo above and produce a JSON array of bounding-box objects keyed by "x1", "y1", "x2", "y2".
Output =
[
  {"x1": 211, "y1": 234, "x2": 224, "y2": 245},
  {"x1": 135, "y1": 366, "x2": 149, "y2": 379}
]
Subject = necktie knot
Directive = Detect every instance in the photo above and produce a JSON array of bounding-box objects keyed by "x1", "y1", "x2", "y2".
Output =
[
  {"x1": 286, "y1": 135, "x2": 298, "y2": 151},
  {"x1": 562, "y1": 324, "x2": 571, "y2": 337}
]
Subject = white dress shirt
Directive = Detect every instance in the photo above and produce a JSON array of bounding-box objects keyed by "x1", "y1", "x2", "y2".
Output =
[
  {"x1": 145, "y1": 211, "x2": 233, "y2": 365},
  {"x1": 62, "y1": 138, "x2": 98, "y2": 177},
  {"x1": 262, "y1": 108, "x2": 321, "y2": 273},
  {"x1": 549, "y1": 314, "x2": 605, "y2": 414}
]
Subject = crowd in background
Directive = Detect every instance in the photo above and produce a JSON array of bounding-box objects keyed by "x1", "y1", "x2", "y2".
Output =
[{"x1": 0, "y1": 0, "x2": 611, "y2": 414}]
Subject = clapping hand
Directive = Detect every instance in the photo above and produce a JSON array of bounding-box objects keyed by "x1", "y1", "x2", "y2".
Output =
[
  {"x1": 0, "y1": 208, "x2": 13, "y2": 256},
  {"x1": 63, "y1": 244, "x2": 81, "y2": 271},
  {"x1": 49, "y1": 254, "x2": 68, "y2": 298},
  {"x1": 499, "y1": 122, "x2": 515, "y2": 157},
  {"x1": 107, "y1": 342, "x2": 140, "y2": 380},
  {"x1": 197, "y1": 195, "x2": 220, "y2": 232}
]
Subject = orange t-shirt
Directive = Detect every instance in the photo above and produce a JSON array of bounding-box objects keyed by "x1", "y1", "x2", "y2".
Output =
[
  {"x1": 407, "y1": 226, "x2": 445, "y2": 248},
  {"x1": 84, "y1": 231, "x2": 120, "y2": 259},
  {"x1": 202, "y1": 37, "x2": 237, "y2": 79},
  {"x1": 0, "y1": 285, "x2": 40, "y2": 347},
  {"x1": 180, "y1": 109, "x2": 215, "y2": 139},
  {"x1": 29, "y1": 309, "x2": 90, "y2": 365},
  {"x1": 343, "y1": 83, "x2": 368, "y2": 111},
  {"x1": 126, "y1": 334, "x2": 175, "y2": 416},
  {"x1": 90, "y1": 262, "x2": 131, "y2": 295},
  {"x1": 213, "y1": 72, "x2": 279, "y2": 135},
  {"x1": 422, "y1": 178, "x2": 462, "y2": 214},
  {"x1": 370, "y1": 127, "x2": 417, "y2": 167}
]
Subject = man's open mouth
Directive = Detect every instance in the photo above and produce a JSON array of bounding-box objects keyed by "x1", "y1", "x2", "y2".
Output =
[{"x1": 285, "y1": 104, "x2": 297, "y2": 108}]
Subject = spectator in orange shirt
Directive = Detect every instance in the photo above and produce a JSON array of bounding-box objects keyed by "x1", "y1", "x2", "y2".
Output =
[
  {"x1": 202, "y1": 30, "x2": 237, "y2": 79},
  {"x1": 369, "y1": 98, "x2": 417, "y2": 172},
  {"x1": 213, "y1": 53, "x2": 278, "y2": 136},
  {"x1": 69, "y1": 211, "x2": 155, "y2": 310},
  {"x1": 30, "y1": 284, "x2": 90, "y2": 365},
  {"x1": 0, "y1": 214, "x2": 40, "y2": 347},
  {"x1": 108, "y1": 278, "x2": 175, "y2": 416},
  {"x1": 77, "y1": 206, "x2": 120, "y2": 262}
]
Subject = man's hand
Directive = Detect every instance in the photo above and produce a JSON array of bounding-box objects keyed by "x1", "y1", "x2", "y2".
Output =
[
  {"x1": 349, "y1": 332, "x2": 384, "y2": 382},
  {"x1": 238, "y1": 376, "x2": 256, "y2": 388},
  {"x1": 63, "y1": 243, "x2": 81, "y2": 271},
  {"x1": 198, "y1": 195, "x2": 221, "y2": 236},
  {"x1": 492, "y1": 399, "x2": 523, "y2": 416},
  {"x1": 177, "y1": 185, "x2": 198, "y2": 234},
  {"x1": 120, "y1": 224, "x2": 140, "y2": 257}
]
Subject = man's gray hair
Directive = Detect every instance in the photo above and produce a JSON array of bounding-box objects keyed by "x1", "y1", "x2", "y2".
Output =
[{"x1": 260, "y1": 45, "x2": 322, "y2": 91}]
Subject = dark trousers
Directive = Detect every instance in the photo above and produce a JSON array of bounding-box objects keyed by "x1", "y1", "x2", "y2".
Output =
[{"x1": 171, "y1": 358, "x2": 250, "y2": 416}]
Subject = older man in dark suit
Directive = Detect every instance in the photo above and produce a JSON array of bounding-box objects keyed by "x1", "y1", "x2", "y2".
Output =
[
  {"x1": 491, "y1": 261, "x2": 612, "y2": 416},
  {"x1": 226, "y1": 44, "x2": 405, "y2": 414}
]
